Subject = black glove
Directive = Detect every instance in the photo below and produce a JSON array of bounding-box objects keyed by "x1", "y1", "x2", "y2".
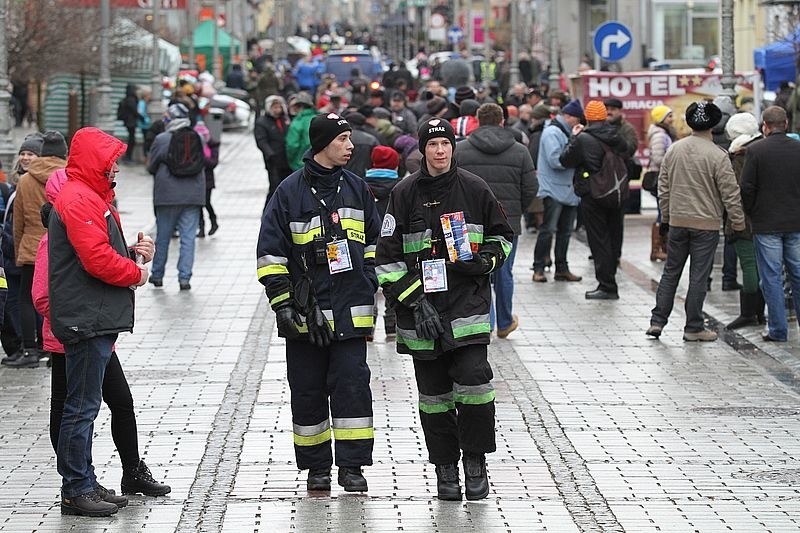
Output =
[
  {"x1": 306, "y1": 304, "x2": 335, "y2": 347},
  {"x1": 659, "y1": 223, "x2": 670, "y2": 237},
  {"x1": 411, "y1": 297, "x2": 444, "y2": 340},
  {"x1": 447, "y1": 253, "x2": 494, "y2": 277},
  {"x1": 275, "y1": 303, "x2": 303, "y2": 340}
]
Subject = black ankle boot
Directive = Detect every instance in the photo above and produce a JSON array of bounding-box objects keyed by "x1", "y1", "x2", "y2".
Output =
[
  {"x1": 121, "y1": 459, "x2": 171, "y2": 496},
  {"x1": 61, "y1": 490, "x2": 118, "y2": 517},
  {"x1": 726, "y1": 291, "x2": 760, "y2": 330},
  {"x1": 95, "y1": 483, "x2": 128, "y2": 508},
  {"x1": 434, "y1": 463, "x2": 462, "y2": 500},
  {"x1": 462, "y1": 453, "x2": 489, "y2": 500},
  {"x1": 338, "y1": 467, "x2": 368, "y2": 492},
  {"x1": 307, "y1": 468, "x2": 331, "y2": 491},
  {"x1": 209, "y1": 220, "x2": 219, "y2": 236}
]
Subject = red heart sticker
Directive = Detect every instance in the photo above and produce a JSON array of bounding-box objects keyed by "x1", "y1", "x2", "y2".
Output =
[{"x1": 331, "y1": 212, "x2": 340, "y2": 224}]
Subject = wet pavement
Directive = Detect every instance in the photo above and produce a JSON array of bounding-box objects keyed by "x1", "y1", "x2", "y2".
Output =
[{"x1": 0, "y1": 128, "x2": 798, "y2": 532}]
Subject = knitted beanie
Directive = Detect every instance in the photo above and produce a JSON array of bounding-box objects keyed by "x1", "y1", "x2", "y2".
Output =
[
  {"x1": 40, "y1": 130, "x2": 68, "y2": 159},
  {"x1": 370, "y1": 145, "x2": 400, "y2": 169},
  {"x1": 584, "y1": 100, "x2": 608, "y2": 122},
  {"x1": 309, "y1": 113, "x2": 352, "y2": 154},
  {"x1": 418, "y1": 118, "x2": 456, "y2": 152}
]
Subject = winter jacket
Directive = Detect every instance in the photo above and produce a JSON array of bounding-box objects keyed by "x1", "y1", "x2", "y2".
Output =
[
  {"x1": 375, "y1": 164, "x2": 514, "y2": 359},
  {"x1": 391, "y1": 107, "x2": 418, "y2": 135},
  {"x1": 118, "y1": 84, "x2": 139, "y2": 129},
  {"x1": 657, "y1": 133, "x2": 745, "y2": 232},
  {"x1": 364, "y1": 167, "x2": 399, "y2": 216},
  {"x1": 345, "y1": 129, "x2": 379, "y2": 178},
  {"x1": 740, "y1": 133, "x2": 800, "y2": 234},
  {"x1": 536, "y1": 115, "x2": 580, "y2": 206},
  {"x1": 559, "y1": 122, "x2": 630, "y2": 198},
  {"x1": 2, "y1": 191, "x2": 19, "y2": 276},
  {"x1": 48, "y1": 127, "x2": 141, "y2": 345},
  {"x1": 14, "y1": 156, "x2": 65, "y2": 265},
  {"x1": 455, "y1": 125, "x2": 538, "y2": 234},
  {"x1": 294, "y1": 60, "x2": 323, "y2": 93},
  {"x1": 528, "y1": 121, "x2": 545, "y2": 170},
  {"x1": 146, "y1": 126, "x2": 206, "y2": 206},
  {"x1": 254, "y1": 102, "x2": 290, "y2": 168},
  {"x1": 725, "y1": 135, "x2": 762, "y2": 239},
  {"x1": 285, "y1": 108, "x2": 317, "y2": 171},
  {"x1": 32, "y1": 169, "x2": 68, "y2": 353},
  {"x1": 647, "y1": 123, "x2": 673, "y2": 173},
  {"x1": 257, "y1": 156, "x2": 381, "y2": 341}
]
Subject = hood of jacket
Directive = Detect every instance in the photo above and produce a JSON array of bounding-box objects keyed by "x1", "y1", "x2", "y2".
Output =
[
  {"x1": 465, "y1": 125, "x2": 517, "y2": 155},
  {"x1": 583, "y1": 122, "x2": 626, "y2": 150},
  {"x1": 26, "y1": 156, "x2": 66, "y2": 186},
  {"x1": 46, "y1": 168, "x2": 69, "y2": 203},
  {"x1": 265, "y1": 95, "x2": 288, "y2": 117},
  {"x1": 65, "y1": 127, "x2": 127, "y2": 198}
]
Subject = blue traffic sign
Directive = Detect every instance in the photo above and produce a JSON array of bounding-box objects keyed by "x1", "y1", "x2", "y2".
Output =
[
  {"x1": 448, "y1": 27, "x2": 464, "y2": 44},
  {"x1": 593, "y1": 21, "x2": 632, "y2": 62}
]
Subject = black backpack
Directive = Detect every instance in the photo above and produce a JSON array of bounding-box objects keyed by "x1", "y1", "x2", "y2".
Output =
[
  {"x1": 587, "y1": 136, "x2": 629, "y2": 208},
  {"x1": 165, "y1": 128, "x2": 205, "y2": 177}
]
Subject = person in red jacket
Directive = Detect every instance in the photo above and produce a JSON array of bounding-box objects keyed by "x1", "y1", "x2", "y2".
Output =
[{"x1": 48, "y1": 127, "x2": 150, "y2": 517}]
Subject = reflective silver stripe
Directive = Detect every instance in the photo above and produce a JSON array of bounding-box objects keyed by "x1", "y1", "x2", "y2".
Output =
[
  {"x1": 419, "y1": 392, "x2": 454, "y2": 405},
  {"x1": 453, "y1": 383, "x2": 494, "y2": 396},
  {"x1": 0, "y1": 267, "x2": 5, "y2": 277},
  {"x1": 257, "y1": 254, "x2": 288, "y2": 268},
  {"x1": 451, "y1": 314, "x2": 491, "y2": 330},
  {"x1": 466, "y1": 223, "x2": 484, "y2": 234},
  {"x1": 396, "y1": 326, "x2": 421, "y2": 340},
  {"x1": 403, "y1": 229, "x2": 431, "y2": 244},
  {"x1": 350, "y1": 305, "x2": 374, "y2": 317},
  {"x1": 337, "y1": 207, "x2": 365, "y2": 221},
  {"x1": 289, "y1": 216, "x2": 322, "y2": 234},
  {"x1": 364, "y1": 245, "x2": 376, "y2": 254},
  {"x1": 332, "y1": 417, "x2": 374, "y2": 429},
  {"x1": 322, "y1": 309, "x2": 334, "y2": 321},
  {"x1": 376, "y1": 262, "x2": 408, "y2": 275},
  {"x1": 293, "y1": 419, "x2": 330, "y2": 436}
]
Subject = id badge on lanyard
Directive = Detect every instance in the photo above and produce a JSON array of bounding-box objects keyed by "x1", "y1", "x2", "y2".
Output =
[{"x1": 327, "y1": 239, "x2": 353, "y2": 274}]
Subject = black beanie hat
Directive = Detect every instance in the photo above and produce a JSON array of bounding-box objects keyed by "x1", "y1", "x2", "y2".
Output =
[
  {"x1": 19, "y1": 132, "x2": 44, "y2": 155},
  {"x1": 455, "y1": 86, "x2": 475, "y2": 105},
  {"x1": 309, "y1": 113, "x2": 352, "y2": 154},
  {"x1": 40, "y1": 130, "x2": 68, "y2": 159},
  {"x1": 418, "y1": 118, "x2": 456, "y2": 152}
]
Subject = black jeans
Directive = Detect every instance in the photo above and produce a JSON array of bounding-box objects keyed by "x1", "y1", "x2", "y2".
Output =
[
  {"x1": 532, "y1": 197, "x2": 578, "y2": 273},
  {"x1": 19, "y1": 264, "x2": 39, "y2": 349},
  {"x1": 582, "y1": 196, "x2": 624, "y2": 293},
  {"x1": 651, "y1": 227, "x2": 719, "y2": 332},
  {"x1": 125, "y1": 126, "x2": 136, "y2": 161},
  {"x1": 50, "y1": 351, "x2": 140, "y2": 470}
]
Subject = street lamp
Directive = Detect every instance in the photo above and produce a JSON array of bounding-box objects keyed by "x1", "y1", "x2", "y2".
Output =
[
  {"x1": 0, "y1": 0, "x2": 16, "y2": 172},
  {"x1": 148, "y1": 0, "x2": 165, "y2": 123},
  {"x1": 96, "y1": 0, "x2": 116, "y2": 135},
  {"x1": 509, "y1": 0, "x2": 519, "y2": 86},
  {"x1": 548, "y1": 0, "x2": 559, "y2": 91},
  {"x1": 719, "y1": 0, "x2": 736, "y2": 100}
]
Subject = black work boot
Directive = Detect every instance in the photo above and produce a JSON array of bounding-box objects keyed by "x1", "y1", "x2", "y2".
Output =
[
  {"x1": 337, "y1": 467, "x2": 368, "y2": 492},
  {"x1": 726, "y1": 291, "x2": 760, "y2": 330},
  {"x1": 95, "y1": 483, "x2": 128, "y2": 508},
  {"x1": 4, "y1": 348, "x2": 40, "y2": 368},
  {"x1": 462, "y1": 453, "x2": 489, "y2": 500},
  {"x1": 121, "y1": 460, "x2": 172, "y2": 496},
  {"x1": 434, "y1": 463, "x2": 462, "y2": 500},
  {"x1": 60, "y1": 490, "x2": 119, "y2": 517},
  {"x1": 307, "y1": 468, "x2": 332, "y2": 491},
  {"x1": 0, "y1": 349, "x2": 23, "y2": 366}
]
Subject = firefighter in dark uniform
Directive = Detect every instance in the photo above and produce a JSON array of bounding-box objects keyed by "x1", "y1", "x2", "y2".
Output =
[
  {"x1": 257, "y1": 113, "x2": 381, "y2": 493},
  {"x1": 376, "y1": 118, "x2": 514, "y2": 501}
]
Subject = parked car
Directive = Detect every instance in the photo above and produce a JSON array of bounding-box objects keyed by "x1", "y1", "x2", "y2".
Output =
[
  {"x1": 212, "y1": 88, "x2": 251, "y2": 129},
  {"x1": 324, "y1": 48, "x2": 383, "y2": 84}
]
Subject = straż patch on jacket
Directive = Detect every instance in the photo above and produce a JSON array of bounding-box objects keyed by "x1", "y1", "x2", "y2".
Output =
[{"x1": 381, "y1": 213, "x2": 396, "y2": 237}]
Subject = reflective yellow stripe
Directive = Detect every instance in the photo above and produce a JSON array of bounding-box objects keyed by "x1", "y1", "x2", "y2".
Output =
[
  {"x1": 293, "y1": 428, "x2": 332, "y2": 446},
  {"x1": 398, "y1": 278, "x2": 422, "y2": 302},
  {"x1": 0, "y1": 278, "x2": 7, "y2": 289},
  {"x1": 340, "y1": 218, "x2": 365, "y2": 233},
  {"x1": 269, "y1": 292, "x2": 291, "y2": 306},
  {"x1": 257, "y1": 264, "x2": 290, "y2": 278},
  {"x1": 332, "y1": 427, "x2": 375, "y2": 440},
  {"x1": 291, "y1": 227, "x2": 323, "y2": 245},
  {"x1": 364, "y1": 250, "x2": 375, "y2": 259},
  {"x1": 352, "y1": 315, "x2": 374, "y2": 328}
]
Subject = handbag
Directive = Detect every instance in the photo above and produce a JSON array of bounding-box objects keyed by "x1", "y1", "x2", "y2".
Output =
[{"x1": 642, "y1": 170, "x2": 658, "y2": 193}]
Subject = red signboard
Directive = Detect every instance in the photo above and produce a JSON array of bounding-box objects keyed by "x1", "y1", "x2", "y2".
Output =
[{"x1": 62, "y1": 0, "x2": 187, "y2": 8}]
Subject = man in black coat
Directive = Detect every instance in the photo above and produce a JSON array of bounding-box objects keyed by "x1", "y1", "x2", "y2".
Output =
[
  {"x1": 740, "y1": 106, "x2": 800, "y2": 342},
  {"x1": 254, "y1": 95, "x2": 292, "y2": 206},
  {"x1": 560, "y1": 100, "x2": 634, "y2": 300},
  {"x1": 343, "y1": 113, "x2": 379, "y2": 178},
  {"x1": 455, "y1": 103, "x2": 537, "y2": 338}
]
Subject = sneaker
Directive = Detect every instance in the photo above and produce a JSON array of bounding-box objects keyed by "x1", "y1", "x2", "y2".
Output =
[
  {"x1": 4, "y1": 349, "x2": 40, "y2": 368},
  {"x1": 179, "y1": 281, "x2": 191, "y2": 291},
  {"x1": 532, "y1": 271, "x2": 547, "y2": 283},
  {"x1": 683, "y1": 329, "x2": 718, "y2": 342},
  {"x1": 149, "y1": 277, "x2": 163, "y2": 287},
  {"x1": 554, "y1": 271, "x2": 582, "y2": 282},
  {"x1": 337, "y1": 467, "x2": 368, "y2": 492},
  {"x1": 61, "y1": 490, "x2": 118, "y2": 517},
  {"x1": 121, "y1": 459, "x2": 172, "y2": 496},
  {"x1": 307, "y1": 468, "x2": 332, "y2": 491},
  {"x1": 497, "y1": 315, "x2": 519, "y2": 339},
  {"x1": 95, "y1": 483, "x2": 128, "y2": 508},
  {"x1": 645, "y1": 324, "x2": 663, "y2": 338}
]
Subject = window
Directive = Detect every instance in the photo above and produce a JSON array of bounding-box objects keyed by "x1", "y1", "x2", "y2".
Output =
[{"x1": 653, "y1": 1, "x2": 719, "y2": 65}]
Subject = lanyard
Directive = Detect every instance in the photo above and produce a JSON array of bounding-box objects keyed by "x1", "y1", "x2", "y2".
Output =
[{"x1": 303, "y1": 170, "x2": 344, "y2": 236}]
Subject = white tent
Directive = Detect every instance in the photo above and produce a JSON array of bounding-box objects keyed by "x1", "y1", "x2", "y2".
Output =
[{"x1": 111, "y1": 17, "x2": 182, "y2": 76}]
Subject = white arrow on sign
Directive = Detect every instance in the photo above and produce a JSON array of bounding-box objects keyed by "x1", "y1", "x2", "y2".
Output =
[{"x1": 601, "y1": 29, "x2": 631, "y2": 58}]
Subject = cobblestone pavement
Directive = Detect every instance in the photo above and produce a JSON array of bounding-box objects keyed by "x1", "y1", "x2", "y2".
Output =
[{"x1": 0, "y1": 128, "x2": 799, "y2": 532}]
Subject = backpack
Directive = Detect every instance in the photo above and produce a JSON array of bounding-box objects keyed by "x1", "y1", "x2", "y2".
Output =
[
  {"x1": 164, "y1": 128, "x2": 205, "y2": 177},
  {"x1": 587, "y1": 137, "x2": 629, "y2": 208}
]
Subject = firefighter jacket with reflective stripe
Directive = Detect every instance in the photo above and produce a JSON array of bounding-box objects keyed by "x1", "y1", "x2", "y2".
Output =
[
  {"x1": 257, "y1": 167, "x2": 381, "y2": 341},
  {"x1": 376, "y1": 164, "x2": 514, "y2": 358}
]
